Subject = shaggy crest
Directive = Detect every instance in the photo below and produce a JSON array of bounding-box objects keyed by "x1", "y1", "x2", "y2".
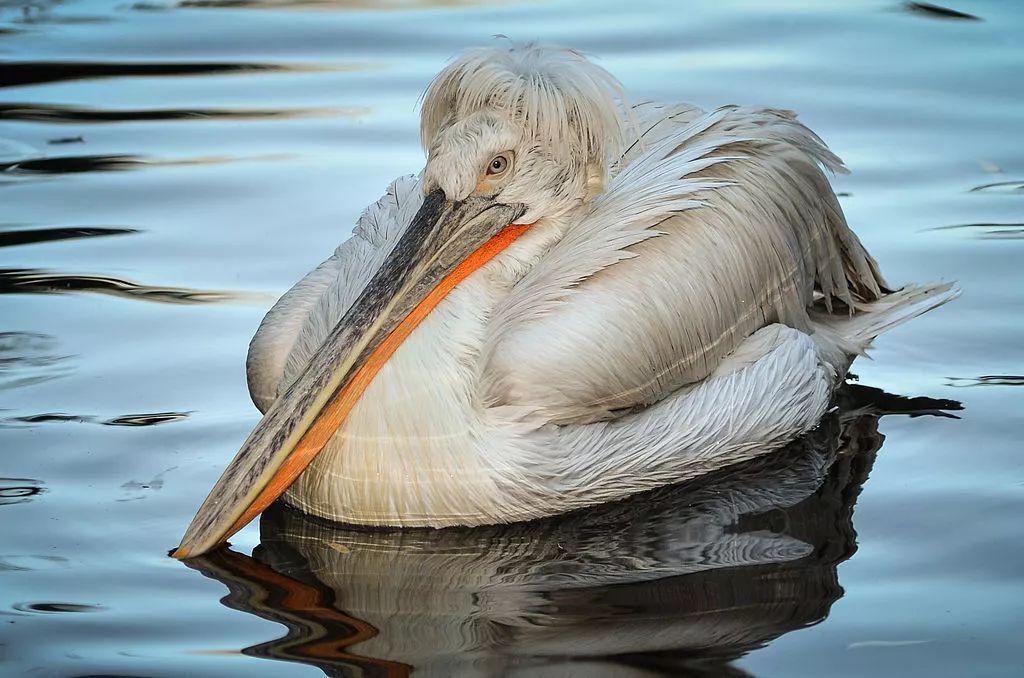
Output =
[{"x1": 420, "y1": 41, "x2": 627, "y2": 169}]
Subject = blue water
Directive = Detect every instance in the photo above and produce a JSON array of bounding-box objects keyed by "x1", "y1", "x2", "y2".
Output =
[{"x1": 1, "y1": 1, "x2": 1022, "y2": 675}]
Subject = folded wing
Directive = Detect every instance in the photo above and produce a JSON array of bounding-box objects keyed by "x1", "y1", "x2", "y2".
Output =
[{"x1": 484, "y1": 103, "x2": 887, "y2": 424}]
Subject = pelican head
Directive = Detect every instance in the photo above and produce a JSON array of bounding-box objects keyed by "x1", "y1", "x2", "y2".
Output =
[
  {"x1": 174, "y1": 43, "x2": 627, "y2": 558},
  {"x1": 419, "y1": 42, "x2": 626, "y2": 223}
]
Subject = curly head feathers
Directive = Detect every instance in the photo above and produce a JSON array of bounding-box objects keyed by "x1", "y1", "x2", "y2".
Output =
[{"x1": 420, "y1": 42, "x2": 627, "y2": 172}]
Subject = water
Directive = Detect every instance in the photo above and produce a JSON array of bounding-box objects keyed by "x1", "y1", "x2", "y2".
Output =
[{"x1": 1, "y1": 0, "x2": 1021, "y2": 675}]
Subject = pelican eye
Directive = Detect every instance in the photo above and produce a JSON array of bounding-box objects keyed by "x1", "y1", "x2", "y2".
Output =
[{"x1": 486, "y1": 154, "x2": 510, "y2": 176}]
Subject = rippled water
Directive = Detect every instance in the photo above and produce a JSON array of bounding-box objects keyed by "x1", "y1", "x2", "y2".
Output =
[{"x1": 2, "y1": 1, "x2": 1022, "y2": 675}]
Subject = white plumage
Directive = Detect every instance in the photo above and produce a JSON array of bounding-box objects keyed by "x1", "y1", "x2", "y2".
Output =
[{"x1": 246, "y1": 42, "x2": 957, "y2": 528}]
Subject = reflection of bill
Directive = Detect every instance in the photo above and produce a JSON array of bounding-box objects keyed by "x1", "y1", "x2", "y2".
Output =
[{"x1": 186, "y1": 385, "x2": 960, "y2": 678}]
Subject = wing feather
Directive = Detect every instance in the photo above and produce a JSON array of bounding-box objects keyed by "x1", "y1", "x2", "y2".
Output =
[{"x1": 486, "y1": 105, "x2": 886, "y2": 424}]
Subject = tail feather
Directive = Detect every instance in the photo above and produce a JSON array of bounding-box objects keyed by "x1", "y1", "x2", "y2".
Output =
[{"x1": 810, "y1": 282, "x2": 960, "y2": 364}]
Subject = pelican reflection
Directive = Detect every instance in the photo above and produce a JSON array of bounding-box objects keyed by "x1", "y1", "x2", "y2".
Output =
[{"x1": 187, "y1": 385, "x2": 959, "y2": 677}]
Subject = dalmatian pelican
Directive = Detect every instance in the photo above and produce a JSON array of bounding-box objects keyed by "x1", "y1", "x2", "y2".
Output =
[{"x1": 173, "y1": 42, "x2": 956, "y2": 558}]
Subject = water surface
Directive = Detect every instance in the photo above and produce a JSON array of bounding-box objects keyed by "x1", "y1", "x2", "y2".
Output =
[{"x1": 2, "y1": 1, "x2": 1022, "y2": 676}]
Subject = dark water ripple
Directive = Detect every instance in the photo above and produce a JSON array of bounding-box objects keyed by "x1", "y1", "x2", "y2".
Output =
[
  {"x1": 924, "y1": 222, "x2": 1024, "y2": 239},
  {"x1": 0, "y1": 268, "x2": 248, "y2": 304},
  {"x1": 104, "y1": 411, "x2": 191, "y2": 426},
  {"x1": 0, "y1": 154, "x2": 151, "y2": 173},
  {"x1": 977, "y1": 229, "x2": 1024, "y2": 239},
  {"x1": 46, "y1": 135, "x2": 85, "y2": 145},
  {"x1": 970, "y1": 180, "x2": 1024, "y2": 193},
  {"x1": 0, "y1": 332, "x2": 63, "y2": 367},
  {"x1": 1, "y1": 411, "x2": 191, "y2": 427},
  {"x1": 0, "y1": 61, "x2": 295, "y2": 88},
  {"x1": 0, "y1": 478, "x2": 45, "y2": 506},
  {"x1": 0, "y1": 331, "x2": 71, "y2": 391},
  {"x1": 0, "y1": 102, "x2": 358, "y2": 124},
  {"x1": 12, "y1": 602, "x2": 105, "y2": 613},
  {"x1": 173, "y1": 0, "x2": 486, "y2": 9},
  {"x1": 947, "y1": 375, "x2": 1024, "y2": 387},
  {"x1": 0, "y1": 153, "x2": 258, "y2": 174},
  {"x1": 0, "y1": 226, "x2": 138, "y2": 248},
  {"x1": 9, "y1": 412, "x2": 90, "y2": 424},
  {"x1": 903, "y1": 2, "x2": 982, "y2": 21}
]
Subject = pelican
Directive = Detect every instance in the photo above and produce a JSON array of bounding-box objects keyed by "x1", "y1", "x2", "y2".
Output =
[{"x1": 174, "y1": 42, "x2": 957, "y2": 558}]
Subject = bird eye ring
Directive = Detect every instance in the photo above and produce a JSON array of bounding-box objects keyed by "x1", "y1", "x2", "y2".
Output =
[{"x1": 486, "y1": 154, "x2": 510, "y2": 176}]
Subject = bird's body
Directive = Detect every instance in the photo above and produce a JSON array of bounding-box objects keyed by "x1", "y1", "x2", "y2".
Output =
[
  {"x1": 247, "y1": 100, "x2": 952, "y2": 528},
  {"x1": 174, "y1": 43, "x2": 956, "y2": 556}
]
